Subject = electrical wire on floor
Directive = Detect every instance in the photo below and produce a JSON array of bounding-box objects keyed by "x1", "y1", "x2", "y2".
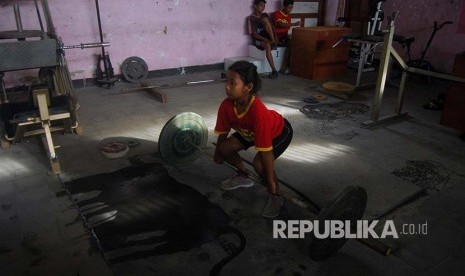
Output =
[{"x1": 209, "y1": 226, "x2": 246, "y2": 276}]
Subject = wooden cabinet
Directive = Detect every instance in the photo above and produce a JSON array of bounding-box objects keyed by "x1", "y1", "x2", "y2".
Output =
[{"x1": 290, "y1": 26, "x2": 351, "y2": 80}]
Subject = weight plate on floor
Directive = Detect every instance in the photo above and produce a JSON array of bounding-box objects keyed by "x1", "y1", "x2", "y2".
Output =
[
  {"x1": 158, "y1": 112, "x2": 208, "y2": 167},
  {"x1": 322, "y1": 82, "x2": 355, "y2": 93},
  {"x1": 308, "y1": 186, "x2": 367, "y2": 261},
  {"x1": 100, "y1": 142, "x2": 129, "y2": 159},
  {"x1": 121, "y1": 56, "x2": 148, "y2": 83}
]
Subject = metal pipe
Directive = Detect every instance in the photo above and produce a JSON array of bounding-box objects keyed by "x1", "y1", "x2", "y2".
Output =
[
  {"x1": 95, "y1": 0, "x2": 105, "y2": 52},
  {"x1": 14, "y1": 3, "x2": 23, "y2": 32},
  {"x1": 34, "y1": 0, "x2": 45, "y2": 34},
  {"x1": 0, "y1": 73, "x2": 8, "y2": 103},
  {"x1": 118, "y1": 78, "x2": 226, "y2": 94},
  {"x1": 395, "y1": 71, "x2": 408, "y2": 115},
  {"x1": 40, "y1": 0, "x2": 51, "y2": 35},
  {"x1": 419, "y1": 22, "x2": 438, "y2": 62},
  {"x1": 41, "y1": 0, "x2": 56, "y2": 37},
  {"x1": 62, "y1": 42, "x2": 110, "y2": 50},
  {"x1": 390, "y1": 47, "x2": 408, "y2": 70},
  {"x1": 95, "y1": 0, "x2": 109, "y2": 81},
  {"x1": 81, "y1": 42, "x2": 110, "y2": 49},
  {"x1": 406, "y1": 66, "x2": 465, "y2": 83},
  {"x1": 370, "y1": 15, "x2": 396, "y2": 122}
]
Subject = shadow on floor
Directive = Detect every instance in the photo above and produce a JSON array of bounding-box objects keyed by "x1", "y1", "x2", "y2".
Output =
[{"x1": 62, "y1": 159, "x2": 246, "y2": 275}]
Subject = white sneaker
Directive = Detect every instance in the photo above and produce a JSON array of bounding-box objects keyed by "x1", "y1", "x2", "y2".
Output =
[
  {"x1": 219, "y1": 175, "x2": 254, "y2": 190},
  {"x1": 262, "y1": 194, "x2": 284, "y2": 218}
]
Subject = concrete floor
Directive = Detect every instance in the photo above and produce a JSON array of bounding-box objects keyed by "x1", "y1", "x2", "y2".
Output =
[{"x1": 1, "y1": 69, "x2": 465, "y2": 275}]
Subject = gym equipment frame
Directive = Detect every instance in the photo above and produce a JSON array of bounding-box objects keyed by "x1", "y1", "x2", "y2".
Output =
[
  {"x1": 362, "y1": 12, "x2": 465, "y2": 128},
  {"x1": 0, "y1": 0, "x2": 109, "y2": 174}
]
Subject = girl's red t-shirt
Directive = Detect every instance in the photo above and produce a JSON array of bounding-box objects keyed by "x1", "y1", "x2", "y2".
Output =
[{"x1": 215, "y1": 96, "x2": 284, "y2": 151}]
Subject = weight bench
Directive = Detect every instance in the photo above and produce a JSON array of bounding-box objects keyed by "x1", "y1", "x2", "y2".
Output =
[
  {"x1": 1, "y1": 89, "x2": 76, "y2": 174},
  {"x1": 333, "y1": 33, "x2": 414, "y2": 89}
]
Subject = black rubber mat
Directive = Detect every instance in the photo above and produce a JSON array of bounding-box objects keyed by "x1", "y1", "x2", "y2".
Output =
[{"x1": 63, "y1": 162, "x2": 232, "y2": 264}]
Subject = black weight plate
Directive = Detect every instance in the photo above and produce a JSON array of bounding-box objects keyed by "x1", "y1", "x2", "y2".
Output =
[
  {"x1": 308, "y1": 186, "x2": 367, "y2": 261},
  {"x1": 38, "y1": 67, "x2": 55, "y2": 90},
  {"x1": 158, "y1": 112, "x2": 208, "y2": 167},
  {"x1": 121, "y1": 56, "x2": 148, "y2": 83}
]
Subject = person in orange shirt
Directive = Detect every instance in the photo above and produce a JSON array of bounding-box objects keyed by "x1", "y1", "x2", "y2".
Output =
[
  {"x1": 214, "y1": 61, "x2": 293, "y2": 218},
  {"x1": 271, "y1": 0, "x2": 301, "y2": 74}
]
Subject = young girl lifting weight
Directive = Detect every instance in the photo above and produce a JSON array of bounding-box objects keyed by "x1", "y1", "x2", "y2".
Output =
[{"x1": 214, "y1": 61, "x2": 293, "y2": 218}]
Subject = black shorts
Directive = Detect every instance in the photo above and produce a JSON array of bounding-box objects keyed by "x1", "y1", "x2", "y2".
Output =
[
  {"x1": 278, "y1": 35, "x2": 290, "y2": 47},
  {"x1": 253, "y1": 31, "x2": 272, "y2": 50},
  {"x1": 233, "y1": 118, "x2": 293, "y2": 159}
]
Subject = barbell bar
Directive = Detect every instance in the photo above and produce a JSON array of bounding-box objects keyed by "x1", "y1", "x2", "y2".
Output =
[
  {"x1": 208, "y1": 142, "x2": 391, "y2": 260},
  {"x1": 62, "y1": 42, "x2": 110, "y2": 50},
  {"x1": 158, "y1": 112, "x2": 391, "y2": 261},
  {"x1": 119, "y1": 77, "x2": 227, "y2": 94}
]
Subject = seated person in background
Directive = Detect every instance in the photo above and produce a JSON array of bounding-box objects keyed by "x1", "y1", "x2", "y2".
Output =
[
  {"x1": 271, "y1": 0, "x2": 301, "y2": 74},
  {"x1": 247, "y1": 0, "x2": 279, "y2": 79}
]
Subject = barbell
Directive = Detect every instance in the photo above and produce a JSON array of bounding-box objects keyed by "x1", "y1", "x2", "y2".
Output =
[{"x1": 158, "y1": 112, "x2": 390, "y2": 261}]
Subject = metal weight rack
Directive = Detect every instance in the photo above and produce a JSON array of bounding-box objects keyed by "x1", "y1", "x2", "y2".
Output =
[{"x1": 0, "y1": 0, "x2": 110, "y2": 174}]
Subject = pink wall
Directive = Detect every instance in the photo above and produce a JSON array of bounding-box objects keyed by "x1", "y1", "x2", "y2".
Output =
[
  {"x1": 324, "y1": 0, "x2": 343, "y2": 26},
  {"x1": 1, "y1": 0, "x2": 282, "y2": 87},
  {"x1": 383, "y1": 0, "x2": 465, "y2": 74},
  {"x1": 459, "y1": 0, "x2": 465, "y2": 33}
]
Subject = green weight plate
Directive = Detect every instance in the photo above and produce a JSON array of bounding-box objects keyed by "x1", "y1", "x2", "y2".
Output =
[
  {"x1": 158, "y1": 112, "x2": 208, "y2": 167},
  {"x1": 308, "y1": 186, "x2": 367, "y2": 261}
]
